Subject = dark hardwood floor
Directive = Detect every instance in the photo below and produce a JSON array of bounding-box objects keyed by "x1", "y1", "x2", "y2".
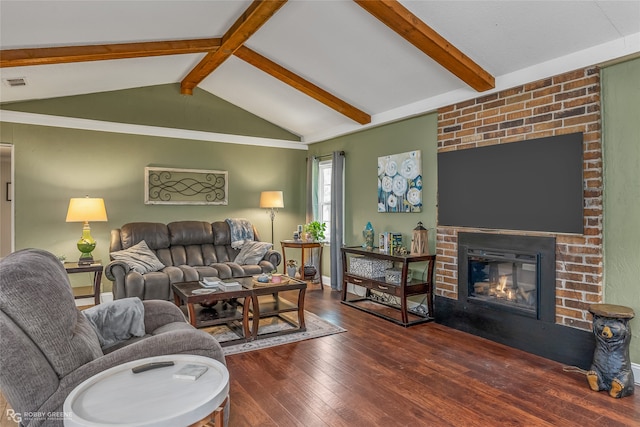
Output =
[
  {"x1": 227, "y1": 288, "x2": 640, "y2": 426},
  {"x1": 2, "y1": 288, "x2": 638, "y2": 426}
]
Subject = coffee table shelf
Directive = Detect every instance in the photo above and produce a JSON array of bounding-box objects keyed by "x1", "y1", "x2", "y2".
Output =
[
  {"x1": 251, "y1": 294, "x2": 305, "y2": 339},
  {"x1": 185, "y1": 301, "x2": 246, "y2": 329},
  {"x1": 254, "y1": 295, "x2": 298, "y2": 316}
]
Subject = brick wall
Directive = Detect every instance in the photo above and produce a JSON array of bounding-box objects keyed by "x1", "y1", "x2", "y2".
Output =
[{"x1": 436, "y1": 66, "x2": 602, "y2": 331}]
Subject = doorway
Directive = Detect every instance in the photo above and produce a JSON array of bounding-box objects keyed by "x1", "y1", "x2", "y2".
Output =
[{"x1": 0, "y1": 143, "x2": 14, "y2": 257}]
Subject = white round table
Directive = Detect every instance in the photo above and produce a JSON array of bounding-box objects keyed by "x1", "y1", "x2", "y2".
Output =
[{"x1": 63, "y1": 354, "x2": 229, "y2": 427}]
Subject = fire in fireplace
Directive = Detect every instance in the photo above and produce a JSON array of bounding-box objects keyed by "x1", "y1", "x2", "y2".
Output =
[
  {"x1": 468, "y1": 248, "x2": 538, "y2": 317},
  {"x1": 458, "y1": 232, "x2": 556, "y2": 322}
]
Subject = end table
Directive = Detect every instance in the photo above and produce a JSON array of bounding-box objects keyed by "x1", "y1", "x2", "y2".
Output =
[
  {"x1": 281, "y1": 240, "x2": 323, "y2": 289},
  {"x1": 64, "y1": 261, "x2": 103, "y2": 306}
]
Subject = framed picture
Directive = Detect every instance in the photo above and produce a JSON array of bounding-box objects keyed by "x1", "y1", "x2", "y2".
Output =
[
  {"x1": 144, "y1": 167, "x2": 228, "y2": 205},
  {"x1": 378, "y1": 150, "x2": 422, "y2": 213}
]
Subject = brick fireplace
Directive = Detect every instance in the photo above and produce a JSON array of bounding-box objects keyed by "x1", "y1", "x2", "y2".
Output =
[{"x1": 434, "y1": 66, "x2": 601, "y2": 367}]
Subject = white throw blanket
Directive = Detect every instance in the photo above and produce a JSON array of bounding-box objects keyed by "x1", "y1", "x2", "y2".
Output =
[
  {"x1": 226, "y1": 218, "x2": 255, "y2": 249},
  {"x1": 82, "y1": 297, "x2": 145, "y2": 349}
]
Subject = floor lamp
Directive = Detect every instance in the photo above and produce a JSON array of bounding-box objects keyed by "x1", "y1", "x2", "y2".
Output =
[{"x1": 260, "y1": 191, "x2": 284, "y2": 243}]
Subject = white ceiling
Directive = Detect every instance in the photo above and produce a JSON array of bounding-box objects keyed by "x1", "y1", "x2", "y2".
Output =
[{"x1": 1, "y1": 1, "x2": 639, "y2": 144}]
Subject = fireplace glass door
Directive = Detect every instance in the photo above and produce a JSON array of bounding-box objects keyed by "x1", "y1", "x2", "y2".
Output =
[{"x1": 467, "y1": 248, "x2": 538, "y2": 317}]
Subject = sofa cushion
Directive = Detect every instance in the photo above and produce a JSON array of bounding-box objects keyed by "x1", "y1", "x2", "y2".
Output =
[
  {"x1": 168, "y1": 221, "x2": 213, "y2": 246},
  {"x1": 111, "y1": 240, "x2": 166, "y2": 274},
  {"x1": 138, "y1": 271, "x2": 173, "y2": 300},
  {"x1": 234, "y1": 241, "x2": 273, "y2": 265},
  {"x1": 120, "y1": 222, "x2": 170, "y2": 250}
]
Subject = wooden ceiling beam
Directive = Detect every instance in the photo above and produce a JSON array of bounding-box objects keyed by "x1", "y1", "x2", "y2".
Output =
[
  {"x1": 354, "y1": 0, "x2": 495, "y2": 92},
  {"x1": 180, "y1": 0, "x2": 287, "y2": 95},
  {"x1": 0, "y1": 39, "x2": 221, "y2": 68},
  {"x1": 235, "y1": 46, "x2": 371, "y2": 125}
]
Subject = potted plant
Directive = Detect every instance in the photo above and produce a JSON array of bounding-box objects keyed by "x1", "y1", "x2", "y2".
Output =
[{"x1": 304, "y1": 221, "x2": 326, "y2": 241}]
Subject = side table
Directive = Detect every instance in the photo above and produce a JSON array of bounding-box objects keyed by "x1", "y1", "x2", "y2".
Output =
[
  {"x1": 281, "y1": 240, "x2": 323, "y2": 289},
  {"x1": 64, "y1": 261, "x2": 103, "y2": 306},
  {"x1": 64, "y1": 354, "x2": 229, "y2": 427}
]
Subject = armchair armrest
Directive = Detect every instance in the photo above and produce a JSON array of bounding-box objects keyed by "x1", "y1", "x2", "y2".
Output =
[
  {"x1": 59, "y1": 328, "x2": 226, "y2": 395},
  {"x1": 142, "y1": 300, "x2": 187, "y2": 332}
]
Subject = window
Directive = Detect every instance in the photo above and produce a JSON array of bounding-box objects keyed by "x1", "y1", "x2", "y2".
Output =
[{"x1": 318, "y1": 160, "x2": 332, "y2": 240}]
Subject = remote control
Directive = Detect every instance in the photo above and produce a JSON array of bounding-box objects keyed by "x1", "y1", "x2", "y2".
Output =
[{"x1": 131, "y1": 361, "x2": 175, "y2": 374}]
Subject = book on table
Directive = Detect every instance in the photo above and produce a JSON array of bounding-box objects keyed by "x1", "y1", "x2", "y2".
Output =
[
  {"x1": 173, "y1": 364, "x2": 208, "y2": 381},
  {"x1": 218, "y1": 281, "x2": 242, "y2": 291},
  {"x1": 200, "y1": 277, "x2": 221, "y2": 288}
]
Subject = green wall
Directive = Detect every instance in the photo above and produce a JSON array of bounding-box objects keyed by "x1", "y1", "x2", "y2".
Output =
[
  {"x1": 0, "y1": 126, "x2": 306, "y2": 291},
  {"x1": 308, "y1": 113, "x2": 438, "y2": 279},
  {"x1": 1, "y1": 84, "x2": 300, "y2": 141},
  {"x1": 602, "y1": 57, "x2": 640, "y2": 364}
]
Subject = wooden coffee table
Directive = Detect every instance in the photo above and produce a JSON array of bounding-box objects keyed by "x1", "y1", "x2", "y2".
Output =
[
  {"x1": 173, "y1": 277, "x2": 307, "y2": 342},
  {"x1": 64, "y1": 354, "x2": 229, "y2": 427},
  {"x1": 172, "y1": 281, "x2": 253, "y2": 345},
  {"x1": 236, "y1": 276, "x2": 307, "y2": 340}
]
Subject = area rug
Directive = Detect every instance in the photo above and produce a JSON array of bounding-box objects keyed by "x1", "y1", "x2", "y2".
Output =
[{"x1": 202, "y1": 311, "x2": 346, "y2": 356}]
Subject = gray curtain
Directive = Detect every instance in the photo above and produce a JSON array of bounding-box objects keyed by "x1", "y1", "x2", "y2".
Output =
[
  {"x1": 330, "y1": 151, "x2": 345, "y2": 291},
  {"x1": 305, "y1": 156, "x2": 319, "y2": 282},
  {"x1": 306, "y1": 156, "x2": 318, "y2": 224}
]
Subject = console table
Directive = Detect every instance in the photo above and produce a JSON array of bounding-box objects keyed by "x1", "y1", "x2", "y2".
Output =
[
  {"x1": 341, "y1": 246, "x2": 435, "y2": 327},
  {"x1": 281, "y1": 240, "x2": 323, "y2": 288}
]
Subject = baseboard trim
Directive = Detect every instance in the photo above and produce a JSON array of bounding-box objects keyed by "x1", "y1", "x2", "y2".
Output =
[{"x1": 634, "y1": 363, "x2": 640, "y2": 386}]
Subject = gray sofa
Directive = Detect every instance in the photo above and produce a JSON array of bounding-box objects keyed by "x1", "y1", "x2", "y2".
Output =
[
  {"x1": 105, "y1": 220, "x2": 281, "y2": 301},
  {"x1": 0, "y1": 248, "x2": 228, "y2": 427}
]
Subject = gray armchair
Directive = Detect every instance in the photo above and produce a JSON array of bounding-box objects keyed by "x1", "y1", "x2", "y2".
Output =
[{"x1": 0, "y1": 249, "x2": 228, "y2": 427}]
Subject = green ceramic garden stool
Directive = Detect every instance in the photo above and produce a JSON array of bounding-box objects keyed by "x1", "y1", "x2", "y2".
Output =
[{"x1": 587, "y1": 304, "x2": 635, "y2": 398}]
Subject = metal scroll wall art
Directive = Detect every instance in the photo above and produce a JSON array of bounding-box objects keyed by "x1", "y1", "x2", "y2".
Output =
[{"x1": 144, "y1": 167, "x2": 228, "y2": 205}]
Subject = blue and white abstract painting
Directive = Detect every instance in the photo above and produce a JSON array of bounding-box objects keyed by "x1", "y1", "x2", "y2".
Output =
[{"x1": 377, "y1": 150, "x2": 422, "y2": 213}]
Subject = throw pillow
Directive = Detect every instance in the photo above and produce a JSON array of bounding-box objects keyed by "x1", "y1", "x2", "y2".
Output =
[
  {"x1": 110, "y1": 240, "x2": 165, "y2": 274},
  {"x1": 234, "y1": 241, "x2": 273, "y2": 265}
]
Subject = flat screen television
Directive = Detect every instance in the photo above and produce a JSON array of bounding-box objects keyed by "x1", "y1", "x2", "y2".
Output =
[{"x1": 437, "y1": 132, "x2": 584, "y2": 234}]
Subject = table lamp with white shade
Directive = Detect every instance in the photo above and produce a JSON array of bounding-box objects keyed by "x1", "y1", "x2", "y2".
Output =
[{"x1": 66, "y1": 196, "x2": 108, "y2": 264}]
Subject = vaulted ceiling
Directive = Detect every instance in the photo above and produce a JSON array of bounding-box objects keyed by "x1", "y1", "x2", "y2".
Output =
[{"x1": 1, "y1": 1, "x2": 639, "y2": 144}]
